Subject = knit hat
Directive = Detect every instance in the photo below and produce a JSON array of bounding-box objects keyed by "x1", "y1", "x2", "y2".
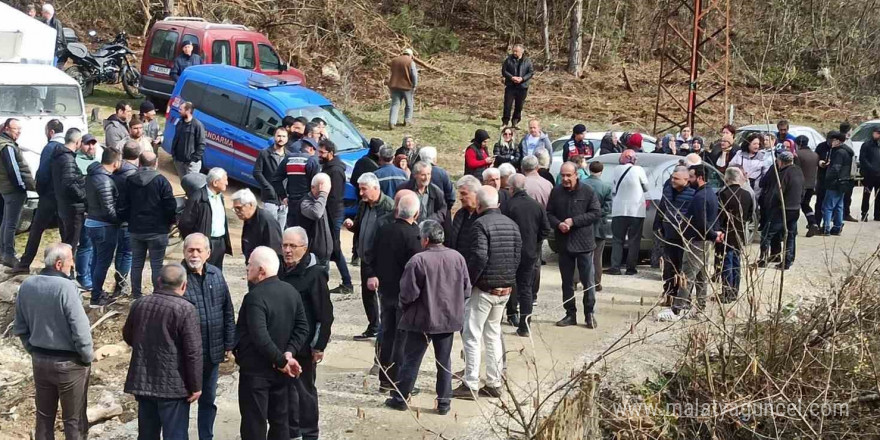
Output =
[
  {"x1": 873, "y1": 125, "x2": 880, "y2": 134},
  {"x1": 777, "y1": 150, "x2": 795, "y2": 164},
  {"x1": 472, "y1": 129, "x2": 490, "y2": 145},
  {"x1": 181, "y1": 40, "x2": 193, "y2": 48},
  {"x1": 369, "y1": 138, "x2": 385, "y2": 154},
  {"x1": 619, "y1": 149, "x2": 637, "y2": 165},
  {"x1": 572, "y1": 124, "x2": 587, "y2": 135},
  {"x1": 627, "y1": 133, "x2": 643, "y2": 149},
  {"x1": 139, "y1": 100, "x2": 156, "y2": 114}
]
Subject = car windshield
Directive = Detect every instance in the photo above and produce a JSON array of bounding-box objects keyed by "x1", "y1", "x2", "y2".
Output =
[
  {"x1": 0, "y1": 85, "x2": 83, "y2": 117},
  {"x1": 285, "y1": 105, "x2": 368, "y2": 152},
  {"x1": 853, "y1": 123, "x2": 880, "y2": 143}
]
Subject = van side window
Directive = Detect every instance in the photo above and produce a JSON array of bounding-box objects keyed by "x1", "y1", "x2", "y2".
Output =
[
  {"x1": 179, "y1": 81, "x2": 207, "y2": 108},
  {"x1": 148, "y1": 30, "x2": 179, "y2": 61},
  {"x1": 236, "y1": 42, "x2": 255, "y2": 70},
  {"x1": 212, "y1": 41, "x2": 231, "y2": 65},
  {"x1": 257, "y1": 44, "x2": 281, "y2": 71},
  {"x1": 245, "y1": 100, "x2": 282, "y2": 139},
  {"x1": 200, "y1": 85, "x2": 247, "y2": 125}
]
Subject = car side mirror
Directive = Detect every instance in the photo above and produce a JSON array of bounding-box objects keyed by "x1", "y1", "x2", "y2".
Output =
[{"x1": 279, "y1": 63, "x2": 288, "y2": 72}]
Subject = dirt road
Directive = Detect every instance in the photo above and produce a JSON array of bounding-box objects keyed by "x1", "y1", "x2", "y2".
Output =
[{"x1": 2, "y1": 157, "x2": 879, "y2": 439}]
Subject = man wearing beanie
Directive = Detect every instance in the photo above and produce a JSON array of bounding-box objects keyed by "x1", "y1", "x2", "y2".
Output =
[
  {"x1": 139, "y1": 101, "x2": 162, "y2": 153},
  {"x1": 563, "y1": 124, "x2": 594, "y2": 163}
]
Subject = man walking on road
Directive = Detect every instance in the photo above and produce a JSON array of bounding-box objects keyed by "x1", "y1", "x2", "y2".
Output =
[
  {"x1": 547, "y1": 163, "x2": 602, "y2": 328},
  {"x1": 171, "y1": 101, "x2": 206, "y2": 178},
  {"x1": 388, "y1": 49, "x2": 418, "y2": 130},
  {"x1": 182, "y1": 233, "x2": 236, "y2": 440},
  {"x1": 453, "y1": 186, "x2": 522, "y2": 400},
  {"x1": 385, "y1": 220, "x2": 469, "y2": 415},
  {"x1": 501, "y1": 44, "x2": 534, "y2": 129},
  {"x1": 233, "y1": 189, "x2": 283, "y2": 264},
  {"x1": 119, "y1": 151, "x2": 177, "y2": 298},
  {"x1": 235, "y1": 247, "x2": 310, "y2": 440},
  {"x1": 14, "y1": 243, "x2": 94, "y2": 440},
  {"x1": 606, "y1": 150, "x2": 648, "y2": 276},
  {"x1": 124, "y1": 264, "x2": 203, "y2": 440}
]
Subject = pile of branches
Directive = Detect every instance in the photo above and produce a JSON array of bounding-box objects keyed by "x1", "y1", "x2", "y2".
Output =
[{"x1": 602, "y1": 245, "x2": 880, "y2": 438}]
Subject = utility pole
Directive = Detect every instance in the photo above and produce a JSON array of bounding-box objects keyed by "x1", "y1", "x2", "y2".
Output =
[{"x1": 652, "y1": 0, "x2": 730, "y2": 135}]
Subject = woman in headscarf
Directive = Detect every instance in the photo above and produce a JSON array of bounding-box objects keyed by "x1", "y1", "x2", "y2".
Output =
[
  {"x1": 394, "y1": 146, "x2": 411, "y2": 178},
  {"x1": 657, "y1": 133, "x2": 677, "y2": 155},
  {"x1": 599, "y1": 132, "x2": 623, "y2": 155},
  {"x1": 399, "y1": 135, "x2": 418, "y2": 165},
  {"x1": 464, "y1": 129, "x2": 493, "y2": 178},
  {"x1": 493, "y1": 126, "x2": 521, "y2": 169}
]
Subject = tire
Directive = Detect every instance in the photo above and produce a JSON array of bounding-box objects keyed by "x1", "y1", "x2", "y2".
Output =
[
  {"x1": 122, "y1": 65, "x2": 141, "y2": 98},
  {"x1": 65, "y1": 66, "x2": 94, "y2": 97}
]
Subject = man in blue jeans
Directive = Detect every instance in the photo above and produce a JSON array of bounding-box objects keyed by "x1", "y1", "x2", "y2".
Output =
[
  {"x1": 182, "y1": 233, "x2": 235, "y2": 440},
  {"x1": 118, "y1": 151, "x2": 178, "y2": 298},
  {"x1": 83, "y1": 147, "x2": 122, "y2": 307},
  {"x1": 111, "y1": 140, "x2": 141, "y2": 296},
  {"x1": 821, "y1": 131, "x2": 854, "y2": 236}
]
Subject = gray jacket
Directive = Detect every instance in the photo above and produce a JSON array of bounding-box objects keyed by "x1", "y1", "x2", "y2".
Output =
[
  {"x1": 13, "y1": 268, "x2": 94, "y2": 364},
  {"x1": 104, "y1": 114, "x2": 129, "y2": 149}
]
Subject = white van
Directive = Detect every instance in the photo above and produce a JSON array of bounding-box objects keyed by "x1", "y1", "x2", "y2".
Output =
[{"x1": 0, "y1": 63, "x2": 88, "y2": 231}]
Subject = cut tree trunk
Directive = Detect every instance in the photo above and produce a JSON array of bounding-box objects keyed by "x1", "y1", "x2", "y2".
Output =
[
  {"x1": 164, "y1": 0, "x2": 175, "y2": 17},
  {"x1": 568, "y1": 0, "x2": 584, "y2": 77},
  {"x1": 542, "y1": 0, "x2": 551, "y2": 69}
]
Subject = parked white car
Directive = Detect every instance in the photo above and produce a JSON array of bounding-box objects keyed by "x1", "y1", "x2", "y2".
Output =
[
  {"x1": 734, "y1": 124, "x2": 825, "y2": 150},
  {"x1": 0, "y1": 63, "x2": 89, "y2": 231},
  {"x1": 549, "y1": 131, "x2": 657, "y2": 177}
]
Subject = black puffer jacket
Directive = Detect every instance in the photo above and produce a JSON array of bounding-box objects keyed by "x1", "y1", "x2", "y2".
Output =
[
  {"x1": 123, "y1": 290, "x2": 202, "y2": 399},
  {"x1": 505, "y1": 189, "x2": 551, "y2": 261},
  {"x1": 546, "y1": 181, "x2": 602, "y2": 254},
  {"x1": 446, "y1": 209, "x2": 477, "y2": 256},
  {"x1": 467, "y1": 208, "x2": 522, "y2": 291},
  {"x1": 278, "y1": 253, "x2": 334, "y2": 354},
  {"x1": 322, "y1": 156, "x2": 347, "y2": 221},
  {"x1": 51, "y1": 146, "x2": 86, "y2": 215},
  {"x1": 183, "y1": 263, "x2": 235, "y2": 365},
  {"x1": 119, "y1": 168, "x2": 177, "y2": 235},
  {"x1": 179, "y1": 186, "x2": 232, "y2": 256},
  {"x1": 85, "y1": 162, "x2": 119, "y2": 224}
]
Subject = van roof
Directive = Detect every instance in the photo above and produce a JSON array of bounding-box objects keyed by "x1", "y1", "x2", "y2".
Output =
[
  {"x1": 0, "y1": 63, "x2": 80, "y2": 86},
  {"x1": 182, "y1": 64, "x2": 330, "y2": 108},
  {"x1": 157, "y1": 17, "x2": 253, "y2": 32}
]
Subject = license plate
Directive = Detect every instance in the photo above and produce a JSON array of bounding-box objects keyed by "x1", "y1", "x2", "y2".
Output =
[{"x1": 148, "y1": 64, "x2": 171, "y2": 75}]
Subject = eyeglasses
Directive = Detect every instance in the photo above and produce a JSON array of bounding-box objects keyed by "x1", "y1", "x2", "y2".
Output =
[{"x1": 503, "y1": 132, "x2": 513, "y2": 136}]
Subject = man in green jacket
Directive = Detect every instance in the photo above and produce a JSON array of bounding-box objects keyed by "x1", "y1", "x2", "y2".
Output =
[
  {"x1": 0, "y1": 119, "x2": 36, "y2": 267},
  {"x1": 582, "y1": 161, "x2": 612, "y2": 291}
]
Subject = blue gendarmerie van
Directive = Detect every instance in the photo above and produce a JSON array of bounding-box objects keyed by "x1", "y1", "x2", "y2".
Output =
[{"x1": 162, "y1": 64, "x2": 368, "y2": 215}]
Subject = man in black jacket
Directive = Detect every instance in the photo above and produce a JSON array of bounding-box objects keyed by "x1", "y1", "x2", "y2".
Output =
[
  {"x1": 348, "y1": 138, "x2": 384, "y2": 266},
  {"x1": 279, "y1": 227, "x2": 333, "y2": 440},
  {"x1": 180, "y1": 168, "x2": 232, "y2": 269},
  {"x1": 119, "y1": 151, "x2": 178, "y2": 298},
  {"x1": 0, "y1": 119, "x2": 35, "y2": 267},
  {"x1": 235, "y1": 247, "x2": 310, "y2": 440},
  {"x1": 859, "y1": 126, "x2": 880, "y2": 222},
  {"x1": 417, "y1": 147, "x2": 455, "y2": 209},
  {"x1": 181, "y1": 233, "x2": 235, "y2": 440},
  {"x1": 795, "y1": 136, "x2": 821, "y2": 236},
  {"x1": 253, "y1": 127, "x2": 289, "y2": 228},
  {"x1": 232, "y1": 189, "x2": 282, "y2": 264},
  {"x1": 83, "y1": 147, "x2": 122, "y2": 307},
  {"x1": 446, "y1": 175, "x2": 481, "y2": 256},
  {"x1": 372, "y1": 192, "x2": 422, "y2": 392},
  {"x1": 505, "y1": 174, "x2": 551, "y2": 337},
  {"x1": 759, "y1": 151, "x2": 804, "y2": 270},
  {"x1": 109, "y1": 141, "x2": 140, "y2": 296},
  {"x1": 13, "y1": 120, "x2": 66, "y2": 274},
  {"x1": 51, "y1": 127, "x2": 87, "y2": 258},
  {"x1": 396, "y1": 161, "x2": 448, "y2": 223},
  {"x1": 275, "y1": 137, "x2": 321, "y2": 228},
  {"x1": 317, "y1": 139, "x2": 354, "y2": 292},
  {"x1": 546, "y1": 163, "x2": 602, "y2": 328},
  {"x1": 299, "y1": 174, "x2": 333, "y2": 264},
  {"x1": 170, "y1": 40, "x2": 202, "y2": 82},
  {"x1": 171, "y1": 101, "x2": 206, "y2": 178},
  {"x1": 124, "y1": 264, "x2": 203, "y2": 440},
  {"x1": 500, "y1": 44, "x2": 534, "y2": 128},
  {"x1": 453, "y1": 186, "x2": 522, "y2": 400},
  {"x1": 821, "y1": 131, "x2": 853, "y2": 235}
]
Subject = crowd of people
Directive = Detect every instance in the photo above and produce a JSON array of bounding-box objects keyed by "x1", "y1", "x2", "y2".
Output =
[{"x1": 5, "y1": 35, "x2": 880, "y2": 440}]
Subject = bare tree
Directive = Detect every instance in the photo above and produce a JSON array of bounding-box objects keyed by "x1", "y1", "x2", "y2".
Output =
[
  {"x1": 567, "y1": 0, "x2": 583, "y2": 76},
  {"x1": 163, "y1": 0, "x2": 175, "y2": 17},
  {"x1": 541, "y1": 0, "x2": 551, "y2": 69}
]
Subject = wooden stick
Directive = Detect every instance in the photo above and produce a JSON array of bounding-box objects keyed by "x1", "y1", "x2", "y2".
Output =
[{"x1": 90, "y1": 310, "x2": 121, "y2": 331}]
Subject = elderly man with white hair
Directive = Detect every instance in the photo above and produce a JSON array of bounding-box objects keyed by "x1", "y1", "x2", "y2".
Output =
[
  {"x1": 299, "y1": 173, "x2": 334, "y2": 265},
  {"x1": 482, "y1": 167, "x2": 511, "y2": 213},
  {"x1": 41, "y1": 4, "x2": 65, "y2": 67},
  {"x1": 278, "y1": 227, "x2": 333, "y2": 440},
  {"x1": 236, "y1": 246, "x2": 310, "y2": 439},
  {"x1": 181, "y1": 233, "x2": 235, "y2": 440},
  {"x1": 343, "y1": 172, "x2": 395, "y2": 340},
  {"x1": 180, "y1": 167, "x2": 233, "y2": 269},
  {"x1": 233, "y1": 188, "x2": 282, "y2": 264},
  {"x1": 14, "y1": 243, "x2": 94, "y2": 439},
  {"x1": 417, "y1": 146, "x2": 455, "y2": 207},
  {"x1": 453, "y1": 186, "x2": 522, "y2": 400},
  {"x1": 446, "y1": 175, "x2": 481, "y2": 255},
  {"x1": 372, "y1": 190, "x2": 422, "y2": 392},
  {"x1": 521, "y1": 155, "x2": 552, "y2": 208}
]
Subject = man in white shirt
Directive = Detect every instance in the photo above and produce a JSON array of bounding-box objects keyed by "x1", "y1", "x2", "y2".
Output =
[{"x1": 606, "y1": 150, "x2": 648, "y2": 275}]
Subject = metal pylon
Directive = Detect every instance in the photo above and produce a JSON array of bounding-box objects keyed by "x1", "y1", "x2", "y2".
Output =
[{"x1": 652, "y1": 0, "x2": 730, "y2": 136}]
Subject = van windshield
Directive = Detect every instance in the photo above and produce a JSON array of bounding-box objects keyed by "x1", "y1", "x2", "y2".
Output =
[
  {"x1": 0, "y1": 85, "x2": 83, "y2": 117},
  {"x1": 286, "y1": 105, "x2": 368, "y2": 152}
]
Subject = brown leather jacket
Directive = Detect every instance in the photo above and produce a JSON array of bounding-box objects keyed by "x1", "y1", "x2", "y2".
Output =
[{"x1": 388, "y1": 55, "x2": 417, "y2": 90}]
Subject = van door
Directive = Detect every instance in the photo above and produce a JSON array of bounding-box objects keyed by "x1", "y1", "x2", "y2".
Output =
[
  {"x1": 236, "y1": 97, "x2": 283, "y2": 186},
  {"x1": 233, "y1": 40, "x2": 256, "y2": 70},
  {"x1": 193, "y1": 84, "x2": 248, "y2": 172}
]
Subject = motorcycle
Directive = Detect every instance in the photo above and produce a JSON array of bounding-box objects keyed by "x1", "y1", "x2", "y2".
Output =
[{"x1": 64, "y1": 30, "x2": 141, "y2": 98}]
